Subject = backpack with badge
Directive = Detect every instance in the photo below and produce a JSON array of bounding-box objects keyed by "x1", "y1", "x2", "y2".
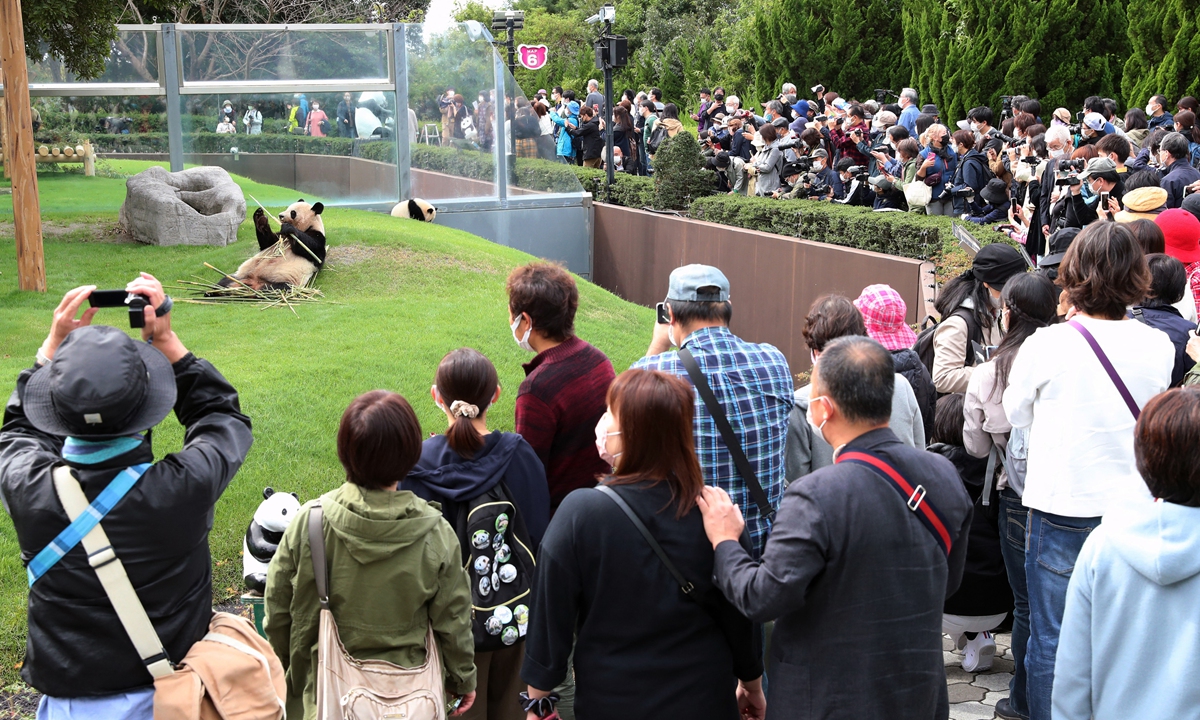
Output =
[
  {"x1": 647, "y1": 122, "x2": 669, "y2": 155},
  {"x1": 456, "y1": 482, "x2": 536, "y2": 651}
]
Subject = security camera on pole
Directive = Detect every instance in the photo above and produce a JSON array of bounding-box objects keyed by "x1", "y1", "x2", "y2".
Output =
[
  {"x1": 588, "y1": 5, "x2": 626, "y2": 190},
  {"x1": 492, "y1": 10, "x2": 524, "y2": 163}
]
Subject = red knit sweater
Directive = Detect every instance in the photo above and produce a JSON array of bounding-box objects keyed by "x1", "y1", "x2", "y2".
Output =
[{"x1": 515, "y1": 336, "x2": 615, "y2": 512}]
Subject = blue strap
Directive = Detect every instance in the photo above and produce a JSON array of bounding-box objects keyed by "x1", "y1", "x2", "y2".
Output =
[{"x1": 27, "y1": 463, "x2": 152, "y2": 587}]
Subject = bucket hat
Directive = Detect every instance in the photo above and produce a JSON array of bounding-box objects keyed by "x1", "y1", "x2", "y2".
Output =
[
  {"x1": 23, "y1": 325, "x2": 177, "y2": 439},
  {"x1": 854, "y1": 284, "x2": 917, "y2": 351}
]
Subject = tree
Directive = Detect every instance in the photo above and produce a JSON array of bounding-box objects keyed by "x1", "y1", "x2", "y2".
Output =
[
  {"x1": 22, "y1": 0, "x2": 177, "y2": 80},
  {"x1": 652, "y1": 131, "x2": 714, "y2": 210},
  {"x1": 1122, "y1": 0, "x2": 1200, "y2": 107}
]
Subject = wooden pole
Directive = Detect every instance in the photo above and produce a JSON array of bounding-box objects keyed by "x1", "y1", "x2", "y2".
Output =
[
  {"x1": 0, "y1": 64, "x2": 9, "y2": 179},
  {"x1": 0, "y1": 0, "x2": 46, "y2": 292}
]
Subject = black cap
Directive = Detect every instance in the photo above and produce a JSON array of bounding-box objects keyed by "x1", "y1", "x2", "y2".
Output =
[
  {"x1": 980, "y1": 178, "x2": 1010, "y2": 208},
  {"x1": 23, "y1": 326, "x2": 177, "y2": 439},
  {"x1": 1038, "y1": 227, "x2": 1081, "y2": 269},
  {"x1": 921, "y1": 104, "x2": 939, "y2": 115},
  {"x1": 971, "y1": 243, "x2": 1027, "y2": 288}
]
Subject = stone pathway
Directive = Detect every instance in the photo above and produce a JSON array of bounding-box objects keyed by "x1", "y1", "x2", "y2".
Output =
[{"x1": 945, "y1": 632, "x2": 1013, "y2": 719}]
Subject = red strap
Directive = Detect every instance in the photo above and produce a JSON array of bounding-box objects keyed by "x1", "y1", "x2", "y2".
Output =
[{"x1": 837, "y1": 451, "x2": 954, "y2": 555}]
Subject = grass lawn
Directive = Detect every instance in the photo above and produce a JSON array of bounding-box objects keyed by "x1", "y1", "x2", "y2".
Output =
[{"x1": 0, "y1": 161, "x2": 652, "y2": 686}]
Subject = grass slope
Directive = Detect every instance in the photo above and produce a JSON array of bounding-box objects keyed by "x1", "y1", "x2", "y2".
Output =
[{"x1": 0, "y1": 162, "x2": 652, "y2": 685}]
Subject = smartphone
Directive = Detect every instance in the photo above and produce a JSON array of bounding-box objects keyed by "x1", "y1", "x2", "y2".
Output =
[
  {"x1": 1099, "y1": 191, "x2": 1110, "y2": 209},
  {"x1": 88, "y1": 290, "x2": 134, "y2": 308},
  {"x1": 655, "y1": 302, "x2": 670, "y2": 324},
  {"x1": 926, "y1": 152, "x2": 936, "y2": 162}
]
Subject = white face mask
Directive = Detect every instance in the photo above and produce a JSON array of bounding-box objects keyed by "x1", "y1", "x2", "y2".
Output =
[
  {"x1": 726, "y1": 104, "x2": 737, "y2": 114},
  {"x1": 1146, "y1": 104, "x2": 1156, "y2": 115},
  {"x1": 510, "y1": 314, "x2": 535, "y2": 353},
  {"x1": 806, "y1": 395, "x2": 829, "y2": 444},
  {"x1": 594, "y1": 410, "x2": 622, "y2": 466},
  {"x1": 813, "y1": 160, "x2": 824, "y2": 172},
  {"x1": 970, "y1": 122, "x2": 979, "y2": 132},
  {"x1": 1049, "y1": 147, "x2": 1065, "y2": 159}
]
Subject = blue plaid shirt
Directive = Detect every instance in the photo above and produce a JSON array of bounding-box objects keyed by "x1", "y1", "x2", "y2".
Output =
[{"x1": 633, "y1": 327, "x2": 794, "y2": 555}]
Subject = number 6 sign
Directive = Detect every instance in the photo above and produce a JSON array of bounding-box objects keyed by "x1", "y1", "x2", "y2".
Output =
[{"x1": 518, "y1": 45, "x2": 548, "y2": 71}]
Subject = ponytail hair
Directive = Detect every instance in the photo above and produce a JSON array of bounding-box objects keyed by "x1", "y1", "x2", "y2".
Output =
[{"x1": 435, "y1": 348, "x2": 499, "y2": 458}]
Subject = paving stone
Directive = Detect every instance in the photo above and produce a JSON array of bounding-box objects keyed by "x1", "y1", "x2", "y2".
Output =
[
  {"x1": 949, "y1": 683, "x2": 987, "y2": 703},
  {"x1": 973, "y1": 672, "x2": 1014, "y2": 692},
  {"x1": 946, "y1": 666, "x2": 974, "y2": 684},
  {"x1": 945, "y1": 650, "x2": 961, "y2": 666},
  {"x1": 944, "y1": 634, "x2": 957, "y2": 651},
  {"x1": 949, "y1": 701, "x2": 997, "y2": 720},
  {"x1": 982, "y1": 690, "x2": 1007, "y2": 707},
  {"x1": 987, "y1": 656, "x2": 1015, "y2": 674}
]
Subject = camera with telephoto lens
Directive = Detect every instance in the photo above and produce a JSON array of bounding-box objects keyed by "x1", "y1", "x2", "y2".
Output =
[
  {"x1": 1066, "y1": 123, "x2": 1081, "y2": 134},
  {"x1": 951, "y1": 186, "x2": 975, "y2": 198},
  {"x1": 872, "y1": 143, "x2": 895, "y2": 157},
  {"x1": 1000, "y1": 95, "x2": 1014, "y2": 119},
  {"x1": 1021, "y1": 155, "x2": 1041, "y2": 166},
  {"x1": 986, "y1": 128, "x2": 1018, "y2": 145},
  {"x1": 1055, "y1": 158, "x2": 1086, "y2": 186},
  {"x1": 874, "y1": 89, "x2": 897, "y2": 104},
  {"x1": 847, "y1": 165, "x2": 869, "y2": 182}
]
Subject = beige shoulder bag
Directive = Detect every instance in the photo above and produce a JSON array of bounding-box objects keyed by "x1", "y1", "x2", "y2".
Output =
[{"x1": 308, "y1": 501, "x2": 447, "y2": 720}]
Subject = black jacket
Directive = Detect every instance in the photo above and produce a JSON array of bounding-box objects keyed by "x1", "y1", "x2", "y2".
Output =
[
  {"x1": 522, "y1": 479, "x2": 762, "y2": 719},
  {"x1": 0, "y1": 354, "x2": 253, "y2": 697},
  {"x1": 567, "y1": 118, "x2": 604, "y2": 160},
  {"x1": 1132, "y1": 303, "x2": 1195, "y2": 387},
  {"x1": 1065, "y1": 178, "x2": 1125, "y2": 228},
  {"x1": 927, "y1": 443, "x2": 1013, "y2": 618},
  {"x1": 952, "y1": 150, "x2": 991, "y2": 215},
  {"x1": 892, "y1": 348, "x2": 936, "y2": 441},
  {"x1": 713, "y1": 428, "x2": 972, "y2": 720},
  {"x1": 401, "y1": 432, "x2": 550, "y2": 548}
]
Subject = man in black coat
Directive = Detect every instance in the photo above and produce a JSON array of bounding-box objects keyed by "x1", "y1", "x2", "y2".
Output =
[
  {"x1": 0, "y1": 277, "x2": 253, "y2": 708},
  {"x1": 699, "y1": 336, "x2": 972, "y2": 720}
]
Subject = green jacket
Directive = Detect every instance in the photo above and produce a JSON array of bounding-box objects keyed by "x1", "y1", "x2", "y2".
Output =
[{"x1": 264, "y1": 483, "x2": 476, "y2": 720}]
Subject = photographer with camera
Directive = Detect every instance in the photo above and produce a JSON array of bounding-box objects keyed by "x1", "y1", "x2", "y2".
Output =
[
  {"x1": 834, "y1": 158, "x2": 873, "y2": 206},
  {"x1": 960, "y1": 106, "x2": 996, "y2": 146},
  {"x1": 1078, "y1": 112, "x2": 1109, "y2": 146},
  {"x1": 807, "y1": 149, "x2": 843, "y2": 200},
  {"x1": 950, "y1": 130, "x2": 993, "y2": 217},
  {"x1": 714, "y1": 152, "x2": 749, "y2": 195},
  {"x1": 1064, "y1": 156, "x2": 1125, "y2": 227},
  {"x1": 0, "y1": 276, "x2": 253, "y2": 713},
  {"x1": 748, "y1": 123, "x2": 785, "y2": 197},
  {"x1": 916, "y1": 124, "x2": 957, "y2": 215},
  {"x1": 830, "y1": 105, "x2": 871, "y2": 168}
]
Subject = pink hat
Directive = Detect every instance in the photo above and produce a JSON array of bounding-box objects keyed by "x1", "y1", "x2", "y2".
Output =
[{"x1": 854, "y1": 284, "x2": 917, "y2": 351}]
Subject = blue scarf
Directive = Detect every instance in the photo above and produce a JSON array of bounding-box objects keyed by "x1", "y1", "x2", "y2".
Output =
[{"x1": 62, "y1": 435, "x2": 145, "y2": 465}]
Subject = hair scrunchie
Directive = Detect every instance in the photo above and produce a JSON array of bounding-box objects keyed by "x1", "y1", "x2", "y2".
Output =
[{"x1": 449, "y1": 400, "x2": 480, "y2": 419}]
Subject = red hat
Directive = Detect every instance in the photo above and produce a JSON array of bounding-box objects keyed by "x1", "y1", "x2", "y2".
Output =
[
  {"x1": 854, "y1": 284, "x2": 917, "y2": 351},
  {"x1": 1157, "y1": 208, "x2": 1200, "y2": 265}
]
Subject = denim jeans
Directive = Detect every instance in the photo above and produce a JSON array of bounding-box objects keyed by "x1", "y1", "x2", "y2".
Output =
[
  {"x1": 1024, "y1": 509, "x2": 1101, "y2": 720},
  {"x1": 998, "y1": 489, "x2": 1030, "y2": 719}
]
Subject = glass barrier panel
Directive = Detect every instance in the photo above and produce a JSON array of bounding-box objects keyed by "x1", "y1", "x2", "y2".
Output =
[
  {"x1": 178, "y1": 29, "x2": 389, "y2": 83},
  {"x1": 25, "y1": 30, "x2": 159, "y2": 85},
  {"x1": 179, "y1": 92, "x2": 398, "y2": 206},
  {"x1": 504, "y1": 66, "x2": 587, "y2": 196},
  {"x1": 404, "y1": 24, "x2": 497, "y2": 200},
  {"x1": 30, "y1": 95, "x2": 169, "y2": 157}
]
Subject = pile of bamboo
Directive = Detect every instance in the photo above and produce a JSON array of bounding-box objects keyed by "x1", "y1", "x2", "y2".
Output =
[{"x1": 171, "y1": 262, "x2": 325, "y2": 316}]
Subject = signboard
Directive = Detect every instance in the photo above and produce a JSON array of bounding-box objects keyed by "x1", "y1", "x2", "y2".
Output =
[{"x1": 518, "y1": 45, "x2": 548, "y2": 70}]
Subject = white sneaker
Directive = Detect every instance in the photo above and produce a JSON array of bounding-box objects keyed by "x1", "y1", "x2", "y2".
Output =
[{"x1": 961, "y1": 631, "x2": 996, "y2": 672}]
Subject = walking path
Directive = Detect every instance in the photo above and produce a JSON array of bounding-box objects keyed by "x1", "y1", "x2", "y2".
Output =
[{"x1": 946, "y1": 632, "x2": 1014, "y2": 719}]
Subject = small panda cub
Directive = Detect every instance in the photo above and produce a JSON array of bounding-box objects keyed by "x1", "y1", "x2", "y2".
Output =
[
  {"x1": 219, "y1": 199, "x2": 327, "y2": 291},
  {"x1": 391, "y1": 198, "x2": 437, "y2": 222}
]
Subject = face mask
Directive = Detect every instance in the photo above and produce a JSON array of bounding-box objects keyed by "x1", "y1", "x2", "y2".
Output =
[
  {"x1": 806, "y1": 396, "x2": 829, "y2": 444},
  {"x1": 970, "y1": 122, "x2": 979, "y2": 132},
  {"x1": 726, "y1": 104, "x2": 737, "y2": 114},
  {"x1": 594, "y1": 411, "x2": 622, "y2": 466},
  {"x1": 813, "y1": 161, "x2": 824, "y2": 172},
  {"x1": 1050, "y1": 147, "x2": 1065, "y2": 159},
  {"x1": 510, "y1": 314, "x2": 535, "y2": 353},
  {"x1": 1146, "y1": 104, "x2": 1156, "y2": 115}
]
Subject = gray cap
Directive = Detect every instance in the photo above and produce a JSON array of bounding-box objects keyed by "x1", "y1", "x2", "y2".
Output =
[
  {"x1": 1077, "y1": 157, "x2": 1118, "y2": 181},
  {"x1": 811, "y1": 148, "x2": 829, "y2": 159},
  {"x1": 1182, "y1": 192, "x2": 1200, "y2": 224},
  {"x1": 667, "y1": 264, "x2": 730, "y2": 302}
]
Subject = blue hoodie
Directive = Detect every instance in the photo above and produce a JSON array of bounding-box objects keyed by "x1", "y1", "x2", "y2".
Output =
[
  {"x1": 401, "y1": 431, "x2": 550, "y2": 548},
  {"x1": 1053, "y1": 496, "x2": 1200, "y2": 719}
]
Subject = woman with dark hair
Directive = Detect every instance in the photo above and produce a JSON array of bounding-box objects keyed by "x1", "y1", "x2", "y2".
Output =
[
  {"x1": 1130, "y1": 254, "x2": 1196, "y2": 386},
  {"x1": 750, "y1": 123, "x2": 783, "y2": 197},
  {"x1": 962, "y1": 272, "x2": 1058, "y2": 720},
  {"x1": 533, "y1": 102, "x2": 557, "y2": 161},
  {"x1": 927, "y1": 392, "x2": 1012, "y2": 675},
  {"x1": 266, "y1": 391, "x2": 477, "y2": 718},
  {"x1": 521, "y1": 370, "x2": 765, "y2": 720},
  {"x1": 1124, "y1": 107, "x2": 1149, "y2": 148},
  {"x1": 1003, "y1": 221, "x2": 1175, "y2": 720},
  {"x1": 658, "y1": 102, "x2": 684, "y2": 140},
  {"x1": 400, "y1": 349, "x2": 548, "y2": 720},
  {"x1": 612, "y1": 104, "x2": 636, "y2": 174},
  {"x1": 1171, "y1": 109, "x2": 1200, "y2": 166},
  {"x1": 1054, "y1": 387, "x2": 1200, "y2": 720},
  {"x1": 931, "y1": 243, "x2": 1027, "y2": 394}
]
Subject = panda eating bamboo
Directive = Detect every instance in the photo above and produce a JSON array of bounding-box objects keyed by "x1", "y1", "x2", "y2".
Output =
[{"x1": 219, "y1": 199, "x2": 327, "y2": 291}]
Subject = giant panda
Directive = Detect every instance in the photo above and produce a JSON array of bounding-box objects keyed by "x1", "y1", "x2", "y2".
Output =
[
  {"x1": 220, "y1": 199, "x2": 327, "y2": 291},
  {"x1": 391, "y1": 198, "x2": 436, "y2": 222}
]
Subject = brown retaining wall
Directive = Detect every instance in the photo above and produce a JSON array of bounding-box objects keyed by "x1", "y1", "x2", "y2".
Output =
[{"x1": 593, "y1": 203, "x2": 924, "y2": 372}]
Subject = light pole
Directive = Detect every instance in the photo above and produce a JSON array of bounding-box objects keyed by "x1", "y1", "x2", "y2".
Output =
[{"x1": 588, "y1": 5, "x2": 626, "y2": 190}]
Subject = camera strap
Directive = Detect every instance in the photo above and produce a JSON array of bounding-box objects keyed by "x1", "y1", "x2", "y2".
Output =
[{"x1": 678, "y1": 348, "x2": 776, "y2": 523}]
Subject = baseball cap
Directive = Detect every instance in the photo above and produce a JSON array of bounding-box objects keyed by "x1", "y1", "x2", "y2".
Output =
[
  {"x1": 1082, "y1": 112, "x2": 1107, "y2": 131},
  {"x1": 1077, "y1": 157, "x2": 1118, "y2": 181},
  {"x1": 667, "y1": 265, "x2": 730, "y2": 302},
  {"x1": 869, "y1": 175, "x2": 895, "y2": 192},
  {"x1": 1052, "y1": 107, "x2": 1071, "y2": 125},
  {"x1": 854, "y1": 284, "x2": 917, "y2": 351},
  {"x1": 811, "y1": 148, "x2": 829, "y2": 159}
]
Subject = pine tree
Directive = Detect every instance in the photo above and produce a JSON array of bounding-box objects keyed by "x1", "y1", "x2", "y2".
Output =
[
  {"x1": 1122, "y1": 0, "x2": 1200, "y2": 107},
  {"x1": 1035, "y1": 0, "x2": 1127, "y2": 111}
]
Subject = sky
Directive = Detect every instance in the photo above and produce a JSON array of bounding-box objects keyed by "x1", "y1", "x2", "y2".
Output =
[{"x1": 423, "y1": 0, "x2": 508, "y2": 36}]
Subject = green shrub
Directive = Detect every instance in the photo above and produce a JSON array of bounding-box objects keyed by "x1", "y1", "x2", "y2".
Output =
[
  {"x1": 689, "y1": 194, "x2": 1011, "y2": 260},
  {"x1": 650, "y1": 133, "x2": 715, "y2": 211}
]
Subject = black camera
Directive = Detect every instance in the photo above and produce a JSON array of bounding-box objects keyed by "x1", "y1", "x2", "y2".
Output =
[
  {"x1": 1055, "y1": 158, "x2": 1085, "y2": 186},
  {"x1": 1000, "y1": 95, "x2": 1014, "y2": 119},
  {"x1": 874, "y1": 89, "x2": 896, "y2": 104},
  {"x1": 1021, "y1": 155, "x2": 1041, "y2": 166},
  {"x1": 88, "y1": 290, "x2": 171, "y2": 329},
  {"x1": 784, "y1": 156, "x2": 812, "y2": 175},
  {"x1": 847, "y1": 164, "x2": 870, "y2": 181},
  {"x1": 872, "y1": 143, "x2": 895, "y2": 157},
  {"x1": 951, "y1": 186, "x2": 975, "y2": 198},
  {"x1": 987, "y1": 128, "x2": 1018, "y2": 145},
  {"x1": 1067, "y1": 123, "x2": 1081, "y2": 135}
]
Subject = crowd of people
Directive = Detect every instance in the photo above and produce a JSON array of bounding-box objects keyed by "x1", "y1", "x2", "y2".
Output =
[
  {"x1": 211, "y1": 92, "x2": 419, "y2": 143},
  {"x1": 5, "y1": 216, "x2": 1200, "y2": 719}
]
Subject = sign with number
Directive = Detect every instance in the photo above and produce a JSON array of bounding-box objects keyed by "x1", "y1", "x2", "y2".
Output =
[{"x1": 517, "y1": 45, "x2": 548, "y2": 71}]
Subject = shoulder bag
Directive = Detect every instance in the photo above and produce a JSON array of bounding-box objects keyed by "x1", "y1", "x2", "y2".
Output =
[
  {"x1": 308, "y1": 502, "x2": 448, "y2": 720},
  {"x1": 48, "y1": 466, "x2": 286, "y2": 720},
  {"x1": 1068, "y1": 320, "x2": 1141, "y2": 419},
  {"x1": 596, "y1": 485, "x2": 696, "y2": 600},
  {"x1": 677, "y1": 347, "x2": 776, "y2": 523},
  {"x1": 834, "y1": 451, "x2": 956, "y2": 557}
]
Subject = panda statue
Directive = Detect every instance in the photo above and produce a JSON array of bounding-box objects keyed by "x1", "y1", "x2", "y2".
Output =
[
  {"x1": 391, "y1": 198, "x2": 437, "y2": 222},
  {"x1": 218, "y1": 199, "x2": 327, "y2": 292},
  {"x1": 243, "y1": 487, "x2": 302, "y2": 595}
]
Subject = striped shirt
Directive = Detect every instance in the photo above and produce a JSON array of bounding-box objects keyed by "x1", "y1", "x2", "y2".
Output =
[{"x1": 633, "y1": 327, "x2": 794, "y2": 555}]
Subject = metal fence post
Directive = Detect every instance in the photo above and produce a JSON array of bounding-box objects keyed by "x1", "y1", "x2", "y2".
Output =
[
  {"x1": 392, "y1": 23, "x2": 411, "y2": 202},
  {"x1": 161, "y1": 24, "x2": 183, "y2": 172},
  {"x1": 493, "y1": 46, "x2": 508, "y2": 205}
]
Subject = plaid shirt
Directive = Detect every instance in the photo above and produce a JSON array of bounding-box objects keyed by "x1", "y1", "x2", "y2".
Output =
[{"x1": 633, "y1": 327, "x2": 793, "y2": 555}]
